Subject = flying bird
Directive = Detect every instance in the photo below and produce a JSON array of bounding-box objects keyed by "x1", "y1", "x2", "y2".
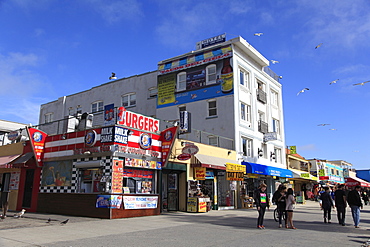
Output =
[
  {"x1": 317, "y1": 124, "x2": 330, "y2": 126},
  {"x1": 270, "y1": 60, "x2": 279, "y2": 64},
  {"x1": 13, "y1": 209, "x2": 26, "y2": 218},
  {"x1": 109, "y1": 72, "x2": 117, "y2": 80},
  {"x1": 60, "y1": 219, "x2": 69, "y2": 225},
  {"x1": 297, "y1": 88, "x2": 310, "y2": 96},
  {"x1": 329, "y1": 79, "x2": 339, "y2": 85},
  {"x1": 329, "y1": 128, "x2": 337, "y2": 131},
  {"x1": 315, "y1": 43, "x2": 323, "y2": 49},
  {"x1": 254, "y1": 33, "x2": 263, "y2": 36},
  {"x1": 353, "y1": 80, "x2": 370, "y2": 86}
]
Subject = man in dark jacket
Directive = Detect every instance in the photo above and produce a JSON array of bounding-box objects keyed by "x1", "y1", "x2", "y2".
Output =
[
  {"x1": 347, "y1": 185, "x2": 363, "y2": 228},
  {"x1": 334, "y1": 184, "x2": 347, "y2": 226},
  {"x1": 253, "y1": 183, "x2": 270, "y2": 229},
  {"x1": 320, "y1": 187, "x2": 334, "y2": 223}
]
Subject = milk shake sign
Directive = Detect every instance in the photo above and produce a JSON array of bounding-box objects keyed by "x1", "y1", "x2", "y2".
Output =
[{"x1": 117, "y1": 107, "x2": 159, "y2": 133}]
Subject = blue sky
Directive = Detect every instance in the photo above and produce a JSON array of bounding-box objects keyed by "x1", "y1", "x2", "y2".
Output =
[{"x1": 1, "y1": 0, "x2": 370, "y2": 169}]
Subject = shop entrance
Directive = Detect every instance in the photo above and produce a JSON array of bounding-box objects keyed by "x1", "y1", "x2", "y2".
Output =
[
  {"x1": 162, "y1": 172, "x2": 179, "y2": 211},
  {"x1": 22, "y1": 169, "x2": 34, "y2": 208}
]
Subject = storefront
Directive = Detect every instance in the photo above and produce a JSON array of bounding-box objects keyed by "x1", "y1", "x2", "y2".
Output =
[
  {"x1": 242, "y1": 162, "x2": 293, "y2": 200},
  {"x1": 289, "y1": 168, "x2": 318, "y2": 202},
  {"x1": 38, "y1": 110, "x2": 163, "y2": 219},
  {"x1": 0, "y1": 139, "x2": 40, "y2": 214}
]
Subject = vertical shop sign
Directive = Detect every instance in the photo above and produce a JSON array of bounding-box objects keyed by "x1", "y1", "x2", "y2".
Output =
[
  {"x1": 26, "y1": 127, "x2": 47, "y2": 167},
  {"x1": 112, "y1": 159, "x2": 123, "y2": 194},
  {"x1": 160, "y1": 126, "x2": 179, "y2": 168}
]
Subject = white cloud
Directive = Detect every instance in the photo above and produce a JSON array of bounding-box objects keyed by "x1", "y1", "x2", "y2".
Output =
[
  {"x1": 0, "y1": 52, "x2": 47, "y2": 124},
  {"x1": 297, "y1": 144, "x2": 317, "y2": 151}
]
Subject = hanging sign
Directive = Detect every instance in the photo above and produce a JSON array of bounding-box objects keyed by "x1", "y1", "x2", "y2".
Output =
[
  {"x1": 194, "y1": 167, "x2": 206, "y2": 180},
  {"x1": 26, "y1": 127, "x2": 48, "y2": 167},
  {"x1": 182, "y1": 145, "x2": 199, "y2": 155},
  {"x1": 177, "y1": 153, "x2": 191, "y2": 161},
  {"x1": 160, "y1": 126, "x2": 179, "y2": 168}
]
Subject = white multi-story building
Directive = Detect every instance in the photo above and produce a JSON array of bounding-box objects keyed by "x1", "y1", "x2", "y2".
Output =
[{"x1": 156, "y1": 36, "x2": 290, "y2": 194}]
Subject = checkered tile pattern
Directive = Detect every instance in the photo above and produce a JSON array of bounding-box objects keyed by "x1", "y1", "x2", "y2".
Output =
[{"x1": 39, "y1": 156, "x2": 113, "y2": 193}]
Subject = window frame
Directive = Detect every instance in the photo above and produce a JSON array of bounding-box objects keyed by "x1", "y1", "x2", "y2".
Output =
[
  {"x1": 239, "y1": 69, "x2": 250, "y2": 89},
  {"x1": 208, "y1": 136, "x2": 218, "y2": 147},
  {"x1": 274, "y1": 147, "x2": 282, "y2": 163},
  {"x1": 177, "y1": 72, "x2": 187, "y2": 92},
  {"x1": 206, "y1": 64, "x2": 217, "y2": 85},
  {"x1": 240, "y1": 102, "x2": 251, "y2": 123},
  {"x1": 44, "y1": 113, "x2": 53, "y2": 123},
  {"x1": 241, "y1": 136, "x2": 253, "y2": 157},
  {"x1": 121, "y1": 93, "x2": 136, "y2": 108},
  {"x1": 207, "y1": 99, "x2": 217, "y2": 117},
  {"x1": 91, "y1": 101, "x2": 104, "y2": 113},
  {"x1": 272, "y1": 118, "x2": 280, "y2": 135},
  {"x1": 271, "y1": 90, "x2": 279, "y2": 107},
  {"x1": 148, "y1": 87, "x2": 158, "y2": 99}
]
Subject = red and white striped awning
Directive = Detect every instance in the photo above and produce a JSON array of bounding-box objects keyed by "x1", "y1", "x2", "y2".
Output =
[{"x1": 345, "y1": 177, "x2": 370, "y2": 187}]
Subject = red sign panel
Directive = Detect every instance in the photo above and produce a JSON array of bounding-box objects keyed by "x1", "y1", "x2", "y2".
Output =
[
  {"x1": 117, "y1": 107, "x2": 159, "y2": 133},
  {"x1": 177, "y1": 153, "x2": 191, "y2": 161},
  {"x1": 26, "y1": 127, "x2": 47, "y2": 167},
  {"x1": 160, "y1": 126, "x2": 179, "y2": 167}
]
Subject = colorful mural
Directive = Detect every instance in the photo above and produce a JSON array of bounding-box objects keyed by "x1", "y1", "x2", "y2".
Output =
[{"x1": 41, "y1": 160, "x2": 73, "y2": 186}]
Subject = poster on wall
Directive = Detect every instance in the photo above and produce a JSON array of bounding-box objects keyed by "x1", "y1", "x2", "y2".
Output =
[
  {"x1": 157, "y1": 45, "x2": 233, "y2": 109},
  {"x1": 96, "y1": 195, "x2": 123, "y2": 209},
  {"x1": 9, "y1": 171, "x2": 20, "y2": 190},
  {"x1": 104, "y1": 104, "x2": 115, "y2": 126},
  {"x1": 122, "y1": 196, "x2": 158, "y2": 209},
  {"x1": 41, "y1": 160, "x2": 73, "y2": 187}
]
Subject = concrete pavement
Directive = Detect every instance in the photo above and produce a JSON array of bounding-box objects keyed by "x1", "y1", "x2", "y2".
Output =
[{"x1": 0, "y1": 200, "x2": 370, "y2": 246}]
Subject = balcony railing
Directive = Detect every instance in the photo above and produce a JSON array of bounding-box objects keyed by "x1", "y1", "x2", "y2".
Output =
[
  {"x1": 257, "y1": 89, "x2": 267, "y2": 104},
  {"x1": 258, "y1": 120, "x2": 268, "y2": 134}
]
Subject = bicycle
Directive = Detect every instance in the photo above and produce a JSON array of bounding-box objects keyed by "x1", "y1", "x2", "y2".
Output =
[{"x1": 274, "y1": 207, "x2": 286, "y2": 222}]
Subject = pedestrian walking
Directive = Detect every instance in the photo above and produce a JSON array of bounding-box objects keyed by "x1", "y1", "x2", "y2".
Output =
[
  {"x1": 334, "y1": 184, "x2": 347, "y2": 226},
  {"x1": 320, "y1": 187, "x2": 334, "y2": 223},
  {"x1": 253, "y1": 183, "x2": 270, "y2": 229},
  {"x1": 285, "y1": 188, "x2": 296, "y2": 229},
  {"x1": 361, "y1": 190, "x2": 369, "y2": 206},
  {"x1": 272, "y1": 185, "x2": 287, "y2": 228},
  {"x1": 347, "y1": 185, "x2": 363, "y2": 228}
]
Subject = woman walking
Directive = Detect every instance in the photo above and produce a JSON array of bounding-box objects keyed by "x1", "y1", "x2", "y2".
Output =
[
  {"x1": 253, "y1": 183, "x2": 270, "y2": 229},
  {"x1": 285, "y1": 188, "x2": 296, "y2": 229}
]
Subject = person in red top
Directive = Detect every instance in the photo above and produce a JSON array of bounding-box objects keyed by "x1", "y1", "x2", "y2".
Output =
[{"x1": 253, "y1": 183, "x2": 270, "y2": 229}]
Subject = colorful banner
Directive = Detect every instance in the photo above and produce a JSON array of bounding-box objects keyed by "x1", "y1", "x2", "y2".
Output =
[
  {"x1": 112, "y1": 159, "x2": 124, "y2": 194},
  {"x1": 96, "y1": 195, "x2": 122, "y2": 209},
  {"x1": 194, "y1": 167, "x2": 206, "y2": 180},
  {"x1": 104, "y1": 104, "x2": 115, "y2": 126},
  {"x1": 26, "y1": 127, "x2": 48, "y2": 167},
  {"x1": 157, "y1": 74, "x2": 176, "y2": 105},
  {"x1": 123, "y1": 168, "x2": 154, "y2": 178},
  {"x1": 117, "y1": 106, "x2": 159, "y2": 133},
  {"x1": 125, "y1": 158, "x2": 161, "y2": 170},
  {"x1": 122, "y1": 196, "x2": 158, "y2": 209},
  {"x1": 160, "y1": 126, "x2": 179, "y2": 168}
]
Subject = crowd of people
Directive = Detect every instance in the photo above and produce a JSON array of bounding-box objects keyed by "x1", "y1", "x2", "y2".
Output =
[{"x1": 252, "y1": 183, "x2": 369, "y2": 230}]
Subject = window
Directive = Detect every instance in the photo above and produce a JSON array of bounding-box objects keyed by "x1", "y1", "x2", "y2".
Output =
[
  {"x1": 91, "y1": 101, "x2": 103, "y2": 113},
  {"x1": 44, "y1": 113, "x2": 53, "y2": 123},
  {"x1": 148, "y1": 87, "x2": 158, "y2": 98},
  {"x1": 336, "y1": 170, "x2": 339, "y2": 175},
  {"x1": 79, "y1": 168, "x2": 105, "y2": 193},
  {"x1": 122, "y1": 93, "x2": 136, "y2": 107},
  {"x1": 239, "y1": 70, "x2": 250, "y2": 89},
  {"x1": 273, "y1": 147, "x2": 282, "y2": 163},
  {"x1": 68, "y1": 107, "x2": 74, "y2": 115},
  {"x1": 208, "y1": 136, "x2": 218, "y2": 146},
  {"x1": 240, "y1": 102, "x2": 251, "y2": 123},
  {"x1": 272, "y1": 118, "x2": 280, "y2": 135},
  {"x1": 331, "y1": 168, "x2": 335, "y2": 175},
  {"x1": 271, "y1": 90, "x2": 278, "y2": 106},
  {"x1": 242, "y1": 137, "x2": 253, "y2": 157},
  {"x1": 76, "y1": 106, "x2": 82, "y2": 114},
  {"x1": 123, "y1": 167, "x2": 156, "y2": 194},
  {"x1": 177, "y1": 72, "x2": 186, "y2": 91},
  {"x1": 262, "y1": 143, "x2": 267, "y2": 159},
  {"x1": 179, "y1": 105, "x2": 186, "y2": 113},
  {"x1": 208, "y1": 100, "x2": 217, "y2": 117},
  {"x1": 206, "y1": 64, "x2": 217, "y2": 85}
]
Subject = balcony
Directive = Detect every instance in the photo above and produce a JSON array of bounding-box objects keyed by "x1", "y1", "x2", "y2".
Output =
[
  {"x1": 258, "y1": 120, "x2": 268, "y2": 134},
  {"x1": 257, "y1": 89, "x2": 267, "y2": 104}
]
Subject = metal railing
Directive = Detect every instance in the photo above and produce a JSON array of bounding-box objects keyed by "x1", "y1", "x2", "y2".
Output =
[
  {"x1": 258, "y1": 120, "x2": 268, "y2": 134},
  {"x1": 263, "y1": 66, "x2": 280, "y2": 82},
  {"x1": 257, "y1": 88, "x2": 267, "y2": 104}
]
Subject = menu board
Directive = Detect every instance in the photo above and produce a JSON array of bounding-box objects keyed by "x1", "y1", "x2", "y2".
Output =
[{"x1": 112, "y1": 160, "x2": 124, "y2": 194}]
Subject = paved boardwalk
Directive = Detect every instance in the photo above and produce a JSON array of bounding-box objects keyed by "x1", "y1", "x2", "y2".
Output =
[{"x1": 0, "y1": 201, "x2": 369, "y2": 247}]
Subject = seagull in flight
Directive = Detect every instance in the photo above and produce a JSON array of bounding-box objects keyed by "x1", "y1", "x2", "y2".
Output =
[
  {"x1": 329, "y1": 79, "x2": 339, "y2": 85},
  {"x1": 353, "y1": 80, "x2": 370, "y2": 86},
  {"x1": 297, "y1": 88, "x2": 310, "y2": 96},
  {"x1": 317, "y1": 124, "x2": 330, "y2": 126},
  {"x1": 329, "y1": 128, "x2": 337, "y2": 131},
  {"x1": 254, "y1": 33, "x2": 263, "y2": 36},
  {"x1": 315, "y1": 43, "x2": 323, "y2": 49},
  {"x1": 270, "y1": 60, "x2": 279, "y2": 64}
]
